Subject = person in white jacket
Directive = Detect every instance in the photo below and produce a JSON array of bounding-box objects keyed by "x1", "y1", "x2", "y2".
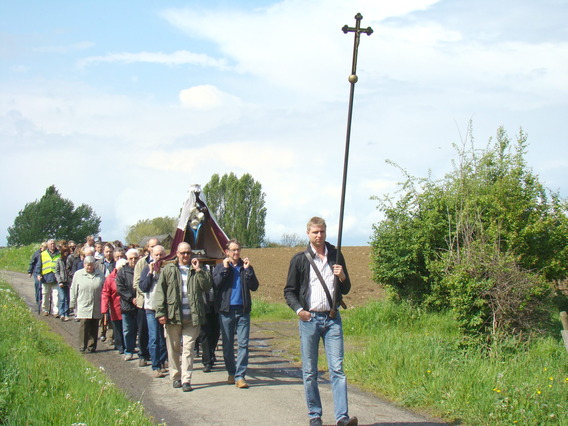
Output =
[{"x1": 70, "y1": 256, "x2": 104, "y2": 353}]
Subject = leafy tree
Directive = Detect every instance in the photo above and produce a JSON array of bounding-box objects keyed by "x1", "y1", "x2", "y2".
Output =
[
  {"x1": 203, "y1": 173, "x2": 267, "y2": 247},
  {"x1": 7, "y1": 185, "x2": 101, "y2": 246},
  {"x1": 370, "y1": 126, "x2": 568, "y2": 342},
  {"x1": 125, "y1": 216, "x2": 177, "y2": 245}
]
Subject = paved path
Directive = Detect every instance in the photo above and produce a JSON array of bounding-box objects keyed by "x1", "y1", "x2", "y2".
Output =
[{"x1": 2, "y1": 270, "x2": 446, "y2": 426}]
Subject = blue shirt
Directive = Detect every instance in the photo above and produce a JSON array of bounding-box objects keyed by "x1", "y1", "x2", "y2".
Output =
[{"x1": 229, "y1": 264, "x2": 243, "y2": 306}]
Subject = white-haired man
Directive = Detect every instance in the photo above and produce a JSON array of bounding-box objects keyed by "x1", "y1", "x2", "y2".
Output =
[
  {"x1": 132, "y1": 237, "x2": 159, "y2": 367},
  {"x1": 139, "y1": 244, "x2": 168, "y2": 378},
  {"x1": 39, "y1": 239, "x2": 61, "y2": 316}
]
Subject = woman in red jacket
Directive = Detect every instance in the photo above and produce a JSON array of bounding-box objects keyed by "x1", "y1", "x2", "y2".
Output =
[{"x1": 101, "y1": 258, "x2": 127, "y2": 354}]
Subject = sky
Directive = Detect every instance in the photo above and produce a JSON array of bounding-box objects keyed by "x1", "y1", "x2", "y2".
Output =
[{"x1": 1, "y1": 0, "x2": 567, "y2": 247}]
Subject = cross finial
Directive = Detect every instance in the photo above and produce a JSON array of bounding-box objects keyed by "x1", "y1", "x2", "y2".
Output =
[{"x1": 342, "y1": 13, "x2": 373, "y2": 84}]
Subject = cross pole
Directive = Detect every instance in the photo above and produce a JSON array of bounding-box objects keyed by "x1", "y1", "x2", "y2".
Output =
[{"x1": 331, "y1": 13, "x2": 372, "y2": 317}]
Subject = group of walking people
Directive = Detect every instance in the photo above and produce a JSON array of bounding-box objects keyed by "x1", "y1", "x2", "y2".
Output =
[
  {"x1": 28, "y1": 215, "x2": 359, "y2": 426},
  {"x1": 28, "y1": 235, "x2": 261, "y2": 392}
]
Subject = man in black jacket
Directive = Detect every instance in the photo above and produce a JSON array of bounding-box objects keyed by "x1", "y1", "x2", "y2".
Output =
[
  {"x1": 284, "y1": 217, "x2": 357, "y2": 426},
  {"x1": 213, "y1": 239, "x2": 259, "y2": 389},
  {"x1": 28, "y1": 242, "x2": 46, "y2": 311},
  {"x1": 116, "y1": 248, "x2": 139, "y2": 361}
]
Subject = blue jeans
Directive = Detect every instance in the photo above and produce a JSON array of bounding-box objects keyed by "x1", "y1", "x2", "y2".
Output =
[
  {"x1": 146, "y1": 310, "x2": 167, "y2": 370},
  {"x1": 219, "y1": 306, "x2": 250, "y2": 379},
  {"x1": 34, "y1": 275, "x2": 42, "y2": 310},
  {"x1": 57, "y1": 285, "x2": 70, "y2": 317},
  {"x1": 299, "y1": 311, "x2": 349, "y2": 422},
  {"x1": 136, "y1": 308, "x2": 150, "y2": 360},
  {"x1": 111, "y1": 319, "x2": 125, "y2": 354},
  {"x1": 122, "y1": 310, "x2": 138, "y2": 355}
]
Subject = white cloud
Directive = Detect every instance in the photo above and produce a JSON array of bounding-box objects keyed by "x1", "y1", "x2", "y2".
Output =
[
  {"x1": 1, "y1": 0, "x2": 566, "y2": 247},
  {"x1": 179, "y1": 85, "x2": 242, "y2": 110},
  {"x1": 36, "y1": 41, "x2": 95, "y2": 54},
  {"x1": 78, "y1": 50, "x2": 228, "y2": 69}
]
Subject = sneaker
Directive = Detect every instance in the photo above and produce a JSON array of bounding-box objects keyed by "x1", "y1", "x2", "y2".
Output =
[
  {"x1": 227, "y1": 375, "x2": 235, "y2": 385},
  {"x1": 235, "y1": 378, "x2": 249, "y2": 389},
  {"x1": 182, "y1": 382, "x2": 193, "y2": 392},
  {"x1": 172, "y1": 380, "x2": 182, "y2": 389}
]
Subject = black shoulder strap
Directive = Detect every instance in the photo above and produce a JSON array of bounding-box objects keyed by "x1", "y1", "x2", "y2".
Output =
[{"x1": 304, "y1": 249, "x2": 334, "y2": 310}]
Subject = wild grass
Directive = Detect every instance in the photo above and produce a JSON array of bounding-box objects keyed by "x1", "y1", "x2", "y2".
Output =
[
  {"x1": 0, "y1": 280, "x2": 152, "y2": 425},
  {"x1": 251, "y1": 295, "x2": 294, "y2": 320},
  {"x1": 0, "y1": 243, "x2": 37, "y2": 273},
  {"x1": 342, "y1": 301, "x2": 568, "y2": 425}
]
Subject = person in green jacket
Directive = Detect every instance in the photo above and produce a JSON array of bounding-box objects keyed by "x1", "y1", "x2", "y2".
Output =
[{"x1": 154, "y1": 242, "x2": 212, "y2": 392}]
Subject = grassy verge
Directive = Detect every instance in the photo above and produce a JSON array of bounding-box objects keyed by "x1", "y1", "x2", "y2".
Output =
[
  {"x1": 0, "y1": 280, "x2": 152, "y2": 425},
  {"x1": 252, "y1": 299, "x2": 567, "y2": 425},
  {"x1": 0, "y1": 243, "x2": 37, "y2": 273},
  {"x1": 251, "y1": 294, "x2": 295, "y2": 320},
  {"x1": 342, "y1": 301, "x2": 567, "y2": 425}
]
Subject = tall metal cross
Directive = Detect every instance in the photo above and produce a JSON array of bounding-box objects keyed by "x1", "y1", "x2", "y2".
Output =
[{"x1": 331, "y1": 13, "x2": 372, "y2": 317}]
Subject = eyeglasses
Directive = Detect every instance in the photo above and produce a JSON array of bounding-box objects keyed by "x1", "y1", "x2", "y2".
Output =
[
  {"x1": 228, "y1": 248, "x2": 241, "y2": 252},
  {"x1": 178, "y1": 251, "x2": 192, "y2": 255}
]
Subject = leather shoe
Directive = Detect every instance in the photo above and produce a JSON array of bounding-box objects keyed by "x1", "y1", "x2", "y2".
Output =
[
  {"x1": 235, "y1": 378, "x2": 249, "y2": 389},
  {"x1": 337, "y1": 416, "x2": 358, "y2": 426},
  {"x1": 182, "y1": 382, "x2": 193, "y2": 392},
  {"x1": 309, "y1": 418, "x2": 323, "y2": 426},
  {"x1": 172, "y1": 380, "x2": 182, "y2": 389},
  {"x1": 152, "y1": 370, "x2": 166, "y2": 378}
]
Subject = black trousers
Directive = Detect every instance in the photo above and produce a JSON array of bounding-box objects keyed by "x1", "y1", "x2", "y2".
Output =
[
  {"x1": 79, "y1": 319, "x2": 99, "y2": 351},
  {"x1": 200, "y1": 311, "x2": 221, "y2": 367}
]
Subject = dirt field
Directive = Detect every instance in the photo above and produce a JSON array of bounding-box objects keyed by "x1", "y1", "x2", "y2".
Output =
[{"x1": 241, "y1": 246, "x2": 385, "y2": 308}]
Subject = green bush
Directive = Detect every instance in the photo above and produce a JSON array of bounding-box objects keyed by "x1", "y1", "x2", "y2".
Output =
[{"x1": 370, "y1": 125, "x2": 568, "y2": 341}]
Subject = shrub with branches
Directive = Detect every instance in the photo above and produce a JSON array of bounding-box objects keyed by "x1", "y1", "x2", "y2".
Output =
[{"x1": 370, "y1": 125, "x2": 568, "y2": 342}]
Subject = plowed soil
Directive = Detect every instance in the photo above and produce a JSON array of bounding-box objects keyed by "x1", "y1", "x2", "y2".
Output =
[{"x1": 241, "y1": 246, "x2": 385, "y2": 307}]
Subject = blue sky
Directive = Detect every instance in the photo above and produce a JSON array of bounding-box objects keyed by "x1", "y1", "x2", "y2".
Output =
[{"x1": 1, "y1": 0, "x2": 567, "y2": 246}]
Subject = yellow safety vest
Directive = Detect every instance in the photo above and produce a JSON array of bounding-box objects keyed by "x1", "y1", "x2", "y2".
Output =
[{"x1": 41, "y1": 250, "x2": 60, "y2": 275}]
